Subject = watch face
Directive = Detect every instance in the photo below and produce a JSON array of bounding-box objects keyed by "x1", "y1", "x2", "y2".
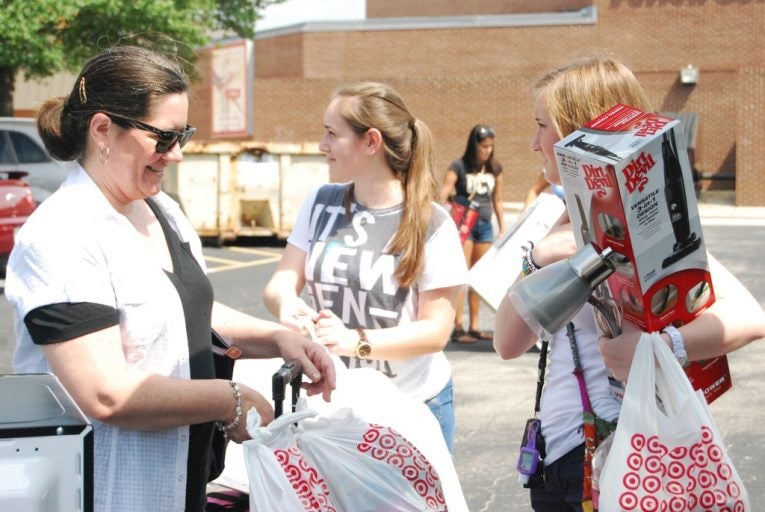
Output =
[{"x1": 356, "y1": 342, "x2": 372, "y2": 359}]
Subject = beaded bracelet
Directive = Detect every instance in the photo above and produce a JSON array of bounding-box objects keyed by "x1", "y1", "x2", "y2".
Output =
[
  {"x1": 521, "y1": 241, "x2": 541, "y2": 277},
  {"x1": 216, "y1": 381, "x2": 242, "y2": 439}
]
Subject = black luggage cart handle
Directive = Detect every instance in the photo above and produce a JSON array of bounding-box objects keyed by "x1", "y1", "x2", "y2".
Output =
[{"x1": 272, "y1": 360, "x2": 303, "y2": 418}]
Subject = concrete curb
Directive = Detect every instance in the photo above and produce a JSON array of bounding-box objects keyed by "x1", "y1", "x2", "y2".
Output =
[
  {"x1": 502, "y1": 201, "x2": 765, "y2": 227},
  {"x1": 698, "y1": 204, "x2": 765, "y2": 226}
]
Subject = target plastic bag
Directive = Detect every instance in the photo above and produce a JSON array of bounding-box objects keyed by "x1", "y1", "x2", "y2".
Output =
[
  {"x1": 598, "y1": 332, "x2": 749, "y2": 511},
  {"x1": 303, "y1": 356, "x2": 467, "y2": 511},
  {"x1": 243, "y1": 405, "x2": 448, "y2": 512}
]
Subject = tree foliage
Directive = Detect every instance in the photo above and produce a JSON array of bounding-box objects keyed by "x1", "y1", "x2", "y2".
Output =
[{"x1": 0, "y1": 0, "x2": 282, "y2": 115}]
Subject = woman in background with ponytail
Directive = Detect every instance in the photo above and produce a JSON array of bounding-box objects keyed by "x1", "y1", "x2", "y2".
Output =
[{"x1": 264, "y1": 82, "x2": 467, "y2": 451}]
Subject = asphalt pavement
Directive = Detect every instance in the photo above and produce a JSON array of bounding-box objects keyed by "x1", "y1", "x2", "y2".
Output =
[{"x1": 1, "y1": 199, "x2": 765, "y2": 511}]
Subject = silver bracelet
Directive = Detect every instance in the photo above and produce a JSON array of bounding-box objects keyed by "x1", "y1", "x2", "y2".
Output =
[
  {"x1": 216, "y1": 381, "x2": 242, "y2": 438},
  {"x1": 663, "y1": 325, "x2": 689, "y2": 368}
]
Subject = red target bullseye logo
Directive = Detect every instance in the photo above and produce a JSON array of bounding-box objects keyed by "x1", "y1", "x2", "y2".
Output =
[
  {"x1": 668, "y1": 496, "x2": 687, "y2": 512},
  {"x1": 645, "y1": 455, "x2": 662, "y2": 474},
  {"x1": 693, "y1": 449, "x2": 709, "y2": 468},
  {"x1": 718, "y1": 462, "x2": 733, "y2": 480},
  {"x1": 623, "y1": 472, "x2": 641, "y2": 490},
  {"x1": 397, "y1": 445, "x2": 414, "y2": 458},
  {"x1": 666, "y1": 480, "x2": 684, "y2": 496},
  {"x1": 612, "y1": 427, "x2": 745, "y2": 512},
  {"x1": 619, "y1": 492, "x2": 638, "y2": 510},
  {"x1": 402, "y1": 464, "x2": 419, "y2": 481},
  {"x1": 640, "y1": 494, "x2": 659, "y2": 512},
  {"x1": 699, "y1": 490, "x2": 716, "y2": 508},
  {"x1": 708, "y1": 444, "x2": 724, "y2": 463},
  {"x1": 378, "y1": 433, "x2": 397, "y2": 449},
  {"x1": 362, "y1": 427, "x2": 381, "y2": 443},
  {"x1": 667, "y1": 460, "x2": 685, "y2": 479},
  {"x1": 714, "y1": 489, "x2": 728, "y2": 506},
  {"x1": 642, "y1": 475, "x2": 661, "y2": 493},
  {"x1": 669, "y1": 445, "x2": 688, "y2": 459},
  {"x1": 700, "y1": 426, "x2": 714, "y2": 444},
  {"x1": 647, "y1": 436, "x2": 667, "y2": 456},
  {"x1": 698, "y1": 469, "x2": 718, "y2": 488}
]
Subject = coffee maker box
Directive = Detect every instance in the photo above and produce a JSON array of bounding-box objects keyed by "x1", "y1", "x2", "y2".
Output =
[{"x1": 554, "y1": 103, "x2": 730, "y2": 403}]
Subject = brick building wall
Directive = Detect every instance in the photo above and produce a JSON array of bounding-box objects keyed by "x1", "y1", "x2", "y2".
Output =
[
  {"x1": 737, "y1": 68, "x2": 765, "y2": 206},
  {"x1": 188, "y1": 0, "x2": 765, "y2": 205}
]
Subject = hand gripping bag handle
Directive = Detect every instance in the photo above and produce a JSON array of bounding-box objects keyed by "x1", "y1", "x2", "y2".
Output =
[{"x1": 599, "y1": 333, "x2": 750, "y2": 511}]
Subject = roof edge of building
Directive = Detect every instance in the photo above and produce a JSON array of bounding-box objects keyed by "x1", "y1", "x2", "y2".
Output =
[{"x1": 254, "y1": 6, "x2": 598, "y2": 40}]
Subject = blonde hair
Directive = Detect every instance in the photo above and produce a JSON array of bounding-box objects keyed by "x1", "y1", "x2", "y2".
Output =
[
  {"x1": 533, "y1": 57, "x2": 652, "y2": 139},
  {"x1": 331, "y1": 82, "x2": 437, "y2": 289}
]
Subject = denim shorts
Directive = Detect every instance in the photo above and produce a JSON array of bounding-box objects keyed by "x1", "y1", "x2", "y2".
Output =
[
  {"x1": 469, "y1": 218, "x2": 494, "y2": 243},
  {"x1": 425, "y1": 378, "x2": 455, "y2": 453},
  {"x1": 530, "y1": 443, "x2": 585, "y2": 511}
]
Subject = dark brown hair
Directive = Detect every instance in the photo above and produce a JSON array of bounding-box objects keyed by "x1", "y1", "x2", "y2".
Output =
[
  {"x1": 36, "y1": 46, "x2": 189, "y2": 161},
  {"x1": 460, "y1": 124, "x2": 499, "y2": 175}
]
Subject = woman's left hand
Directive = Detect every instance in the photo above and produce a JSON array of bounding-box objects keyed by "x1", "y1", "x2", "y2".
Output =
[
  {"x1": 598, "y1": 320, "x2": 644, "y2": 381},
  {"x1": 312, "y1": 309, "x2": 358, "y2": 357}
]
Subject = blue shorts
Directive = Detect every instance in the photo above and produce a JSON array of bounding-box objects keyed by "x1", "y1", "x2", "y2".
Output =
[
  {"x1": 425, "y1": 378, "x2": 455, "y2": 453},
  {"x1": 469, "y1": 218, "x2": 494, "y2": 243},
  {"x1": 530, "y1": 443, "x2": 585, "y2": 511}
]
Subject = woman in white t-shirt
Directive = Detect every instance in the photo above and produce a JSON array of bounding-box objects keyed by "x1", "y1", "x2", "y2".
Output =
[
  {"x1": 494, "y1": 57, "x2": 765, "y2": 512},
  {"x1": 264, "y1": 82, "x2": 468, "y2": 452},
  {"x1": 6, "y1": 46, "x2": 335, "y2": 512}
]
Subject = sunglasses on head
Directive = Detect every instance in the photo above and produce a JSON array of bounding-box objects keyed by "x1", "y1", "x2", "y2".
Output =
[
  {"x1": 475, "y1": 126, "x2": 496, "y2": 141},
  {"x1": 105, "y1": 112, "x2": 196, "y2": 153}
]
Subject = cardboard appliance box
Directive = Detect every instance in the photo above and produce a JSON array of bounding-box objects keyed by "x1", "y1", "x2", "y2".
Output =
[
  {"x1": 553, "y1": 103, "x2": 730, "y2": 403},
  {"x1": 468, "y1": 192, "x2": 566, "y2": 310}
]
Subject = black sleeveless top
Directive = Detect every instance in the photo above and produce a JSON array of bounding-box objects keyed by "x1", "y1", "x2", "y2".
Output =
[{"x1": 147, "y1": 198, "x2": 216, "y2": 512}]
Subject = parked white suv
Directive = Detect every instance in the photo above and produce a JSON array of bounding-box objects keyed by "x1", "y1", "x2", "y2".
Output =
[{"x1": 0, "y1": 117, "x2": 73, "y2": 204}]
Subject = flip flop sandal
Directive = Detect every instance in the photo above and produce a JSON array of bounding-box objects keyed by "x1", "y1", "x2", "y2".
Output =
[
  {"x1": 452, "y1": 328, "x2": 478, "y2": 344},
  {"x1": 469, "y1": 329, "x2": 494, "y2": 341}
]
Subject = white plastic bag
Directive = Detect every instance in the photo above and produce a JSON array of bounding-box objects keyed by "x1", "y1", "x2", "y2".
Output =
[
  {"x1": 212, "y1": 355, "x2": 468, "y2": 511},
  {"x1": 243, "y1": 408, "x2": 334, "y2": 511},
  {"x1": 303, "y1": 356, "x2": 467, "y2": 511},
  {"x1": 598, "y1": 332, "x2": 749, "y2": 511},
  {"x1": 244, "y1": 405, "x2": 448, "y2": 511}
]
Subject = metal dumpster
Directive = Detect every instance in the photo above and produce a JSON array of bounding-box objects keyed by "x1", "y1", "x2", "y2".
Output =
[{"x1": 164, "y1": 142, "x2": 328, "y2": 245}]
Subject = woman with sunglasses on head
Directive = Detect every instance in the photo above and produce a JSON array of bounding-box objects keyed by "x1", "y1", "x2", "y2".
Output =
[
  {"x1": 440, "y1": 124, "x2": 506, "y2": 343},
  {"x1": 5, "y1": 46, "x2": 335, "y2": 512},
  {"x1": 264, "y1": 81, "x2": 467, "y2": 452},
  {"x1": 493, "y1": 56, "x2": 765, "y2": 512}
]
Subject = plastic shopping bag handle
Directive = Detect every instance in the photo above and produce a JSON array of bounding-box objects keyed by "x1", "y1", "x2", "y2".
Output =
[{"x1": 624, "y1": 332, "x2": 699, "y2": 421}]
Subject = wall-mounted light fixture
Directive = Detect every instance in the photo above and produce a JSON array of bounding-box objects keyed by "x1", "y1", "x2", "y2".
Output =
[{"x1": 679, "y1": 65, "x2": 699, "y2": 85}]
